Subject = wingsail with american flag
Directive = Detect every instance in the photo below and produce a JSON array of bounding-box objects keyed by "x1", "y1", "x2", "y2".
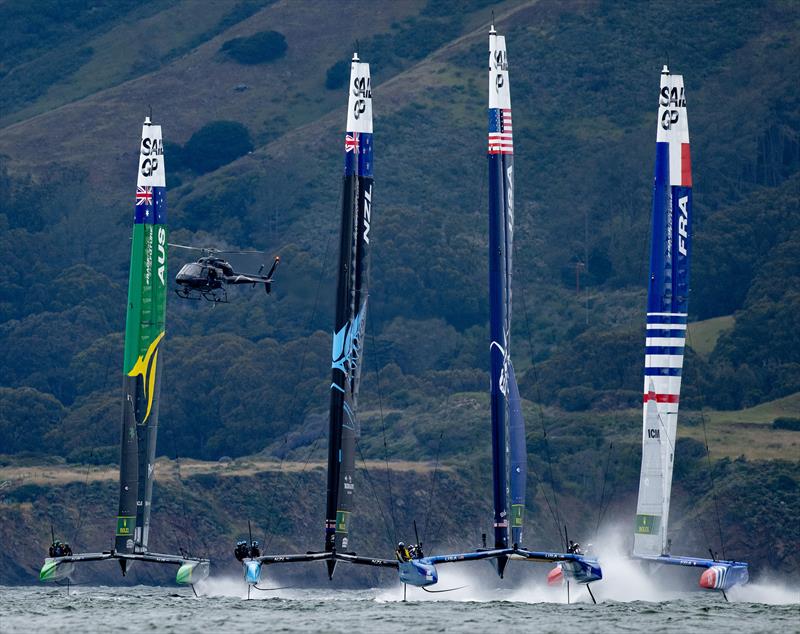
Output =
[{"x1": 39, "y1": 117, "x2": 209, "y2": 590}]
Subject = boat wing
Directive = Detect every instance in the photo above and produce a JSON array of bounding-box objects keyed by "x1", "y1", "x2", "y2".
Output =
[
  {"x1": 255, "y1": 551, "x2": 334, "y2": 565},
  {"x1": 421, "y1": 548, "x2": 512, "y2": 566},
  {"x1": 335, "y1": 552, "x2": 398, "y2": 568}
]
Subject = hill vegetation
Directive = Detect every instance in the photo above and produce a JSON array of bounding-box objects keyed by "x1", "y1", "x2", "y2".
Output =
[{"x1": 0, "y1": 0, "x2": 798, "y2": 582}]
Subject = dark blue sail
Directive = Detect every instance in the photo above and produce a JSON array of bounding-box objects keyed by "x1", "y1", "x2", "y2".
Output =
[{"x1": 487, "y1": 26, "x2": 519, "y2": 574}]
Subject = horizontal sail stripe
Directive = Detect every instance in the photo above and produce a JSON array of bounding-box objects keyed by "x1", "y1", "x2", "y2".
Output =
[
  {"x1": 643, "y1": 393, "x2": 680, "y2": 403},
  {"x1": 644, "y1": 367, "x2": 683, "y2": 376},
  {"x1": 646, "y1": 313, "x2": 688, "y2": 324},
  {"x1": 646, "y1": 312, "x2": 688, "y2": 317},
  {"x1": 646, "y1": 325, "x2": 687, "y2": 334},
  {"x1": 645, "y1": 346, "x2": 685, "y2": 355},
  {"x1": 645, "y1": 337, "x2": 686, "y2": 347},
  {"x1": 488, "y1": 150, "x2": 514, "y2": 155},
  {"x1": 645, "y1": 354, "x2": 684, "y2": 368}
]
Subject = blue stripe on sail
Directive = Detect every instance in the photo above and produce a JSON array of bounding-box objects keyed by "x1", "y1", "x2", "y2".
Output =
[
  {"x1": 644, "y1": 367, "x2": 683, "y2": 376},
  {"x1": 645, "y1": 328, "x2": 686, "y2": 338},
  {"x1": 645, "y1": 346, "x2": 685, "y2": 355},
  {"x1": 646, "y1": 314, "x2": 688, "y2": 324}
]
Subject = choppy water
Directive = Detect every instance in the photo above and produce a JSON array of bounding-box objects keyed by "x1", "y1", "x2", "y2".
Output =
[{"x1": 1, "y1": 577, "x2": 797, "y2": 634}]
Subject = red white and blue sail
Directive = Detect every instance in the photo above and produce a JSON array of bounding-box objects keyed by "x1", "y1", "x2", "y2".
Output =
[
  {"x1": 634, "y1": 67, "x2": 692, "y2": 558},
  {"x1": 487, "y1": 27, "x2": 526, "y2": 560}
]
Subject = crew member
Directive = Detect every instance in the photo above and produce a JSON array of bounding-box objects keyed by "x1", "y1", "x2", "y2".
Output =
[
  {"x1": 234, "y1": 540, "x2": 250, "y2": 561},
  {"x1": 567, "y1": 540, "x2": 582, "y2": 555},
  {"x1": 249, "y1": 540, "x2": 260, "y2": 558},
  {"x1": 395, "y1": 542, "x2": 411, "y2": 562}
]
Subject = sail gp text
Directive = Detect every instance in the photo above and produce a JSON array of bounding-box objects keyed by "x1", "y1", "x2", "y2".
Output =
[
  {"x1": 352, "y1": 75, "x2": 371, "y2": 120},
  {"x1": 140, "y1": 137, "x2": 164, "y2": 177},
  {"x1": 659, "y1": 85, "x2": 686, "y2": 130}
]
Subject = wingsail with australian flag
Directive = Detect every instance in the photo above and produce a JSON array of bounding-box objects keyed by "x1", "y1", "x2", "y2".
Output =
[{"x1": 39, "y1": 117, "x2": 209, "y2": 589}]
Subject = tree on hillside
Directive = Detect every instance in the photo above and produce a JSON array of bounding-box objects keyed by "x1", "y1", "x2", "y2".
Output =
[
  {"x1": 220, "y1": 31, "x2": 287, "y2": 65},
  {"x1": 183, "y1": 121, "x2": 253, "y2": 175}
]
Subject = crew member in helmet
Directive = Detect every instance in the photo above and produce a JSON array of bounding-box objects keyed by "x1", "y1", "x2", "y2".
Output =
[
  {"x1": 395, "y1": 542, "x2": 411, "y2": 562},
  {"x1": 234, "y1": 540, "x2": 250, "y2": 561},
  {"x1": 249, "y1": 540, "x2": 261, "y2": 558}
]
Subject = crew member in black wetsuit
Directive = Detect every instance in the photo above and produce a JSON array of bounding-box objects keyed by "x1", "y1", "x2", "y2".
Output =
[{"x1": 234, "y1": 540, "x2": 250, "y2": 561}]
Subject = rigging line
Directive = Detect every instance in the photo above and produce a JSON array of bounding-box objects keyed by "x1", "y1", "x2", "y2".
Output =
[
  {"x1": 699, "y1": 406, "x2": 727, "y2": 560},
  {"x1": 263, "y1": 420, "x2": 327, "y2": 552},
  {"x1": 367, "y1": 316, "x2": 398, "y2": 544},
  {"x1": 260, "y1": 180, "x2": 341, "y2": 543},
  {"x1": 516, "y1": 266, "x2": 566, "y2": 549},
  {"x1": 421, "y1": 431, "x2": 444, "y2": 548},
  {"x1": 170, "y1": 432, "x2": 202, "y2": 557},
  {"x1": 593, "y1": 442, "x2": 614, "y2": 538},
  {"x1": 69, "y1": 446, "x2": 96, "y2": 548},
  {"x1": 355, "y1": 438, "x2": 395, "y2": 548},
  {"x1": 526, "y1": 456, "x2": 565, "y2": 548},
  {"x1": 595, "y1": 439, "x2": 635, "y2": 536},
  {"x1": 685, "y1": 326, "x2": 727, "y2": 560}
]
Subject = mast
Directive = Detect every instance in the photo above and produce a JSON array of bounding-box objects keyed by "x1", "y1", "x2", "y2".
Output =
[
  {"x1": 325, "y1": 53, "x2": 373, "y2": 578},
  {"x1": 634, "y1": 67, "x2": 692, "y2": 558},
  {"x1": 488, "y1": 26, "x2": 524, "y2": 569},
  {"x1": 116, "y1": 117, "x2": 168, "y2": 570}
]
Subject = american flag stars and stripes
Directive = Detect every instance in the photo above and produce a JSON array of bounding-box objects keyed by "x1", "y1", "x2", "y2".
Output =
[{"x1": 488, "y1": 108, "x2": 513, "y2": 155}]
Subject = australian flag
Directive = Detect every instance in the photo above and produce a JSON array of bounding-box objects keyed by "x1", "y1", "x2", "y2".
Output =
[{"x1": 134, "y1": 186, "x2": 167, "y2": 225}]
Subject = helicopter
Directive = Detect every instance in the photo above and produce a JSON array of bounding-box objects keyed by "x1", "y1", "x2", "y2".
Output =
[{"x1": 171, "y1": 244, "x2": 280, "y2": 303}]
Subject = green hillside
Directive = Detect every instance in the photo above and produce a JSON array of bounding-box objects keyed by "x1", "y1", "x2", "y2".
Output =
[{"x1": 0, "y1": 0, "x2": 798, "y2": 583}]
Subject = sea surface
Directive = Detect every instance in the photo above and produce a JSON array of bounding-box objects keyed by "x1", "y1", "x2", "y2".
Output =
[{"x1": 1, "y1": 579, "x2": 797, "y2": 634}]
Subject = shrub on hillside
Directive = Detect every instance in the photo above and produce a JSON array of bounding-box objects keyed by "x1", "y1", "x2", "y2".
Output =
[
  {"x1": 183, "y1": 121, "x2": 253, "y2": 174},
  {"x1": 220, "y1": 31, "x2": 287, "y2": 65},
  {"x1": 773, "y1": 417, "x2": 800, "y2": 431},
  {"x1": 325, "y1": 60, "x2": 349, "y2": 90}
]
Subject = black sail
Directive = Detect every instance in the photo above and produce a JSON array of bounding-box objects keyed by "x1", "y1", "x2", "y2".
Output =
[{"x1": 324, "y1": 54, "x2": 373, "y2": 578}]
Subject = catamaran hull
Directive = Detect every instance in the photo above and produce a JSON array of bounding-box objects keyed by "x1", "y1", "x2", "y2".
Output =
[
  {"x1": 546, "y1": 558, "x2": 603, "y2": 586},
  {"x1": 243, "y1": 560, "x2": 262, "y2": 585},
  {"x1": 699, "y1": 564, "x2": 749, "y2": 591},
  {"x1": 39, "y1": 559, "x2": 75, "y2": 582},
  {"x1": 634, "y1": 554, "x2": 749, "y2": 592},
  {"x1": 398, "y1": 561, "x2": 438, "y2": 587}
]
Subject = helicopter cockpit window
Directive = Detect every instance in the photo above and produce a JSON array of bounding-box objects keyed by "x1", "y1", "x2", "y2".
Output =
[{"x1": 181, "y1": 263, "x2": 204, "y2": 277}]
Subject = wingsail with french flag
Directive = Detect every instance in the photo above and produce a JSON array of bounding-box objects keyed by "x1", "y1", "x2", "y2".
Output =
[{"x1": 631, "y1": 67, "x2": 748, "y2": 596}]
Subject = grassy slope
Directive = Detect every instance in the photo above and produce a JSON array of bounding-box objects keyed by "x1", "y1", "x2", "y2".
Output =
[{"x1": 687, "y1": 315, "x2": 735, "y2": 358}]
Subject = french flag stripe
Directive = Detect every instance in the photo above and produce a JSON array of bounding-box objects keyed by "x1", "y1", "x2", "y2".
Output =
[
  {"x1": 643, "y1": 393, "x2": 680, "y2": 403},
  {"x1": 681, "y1": 143, "x2": 692, "y2": 187}
]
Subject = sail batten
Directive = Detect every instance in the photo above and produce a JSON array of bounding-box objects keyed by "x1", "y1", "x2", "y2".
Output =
[
  {"x1": 634, "y1": 68, "x2": 692, "y2": 558},
  {"x1": 325, "y1": 56, "x2": 373, "y2": 574}
]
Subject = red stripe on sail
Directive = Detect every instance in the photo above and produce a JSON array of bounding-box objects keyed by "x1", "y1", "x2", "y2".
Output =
[
  {"x1": 643, "y1": 393, "x2": 680, "y2": 403},
  {"x1": 681, "y1": 143, "x2": 692, "y2": 187}
]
